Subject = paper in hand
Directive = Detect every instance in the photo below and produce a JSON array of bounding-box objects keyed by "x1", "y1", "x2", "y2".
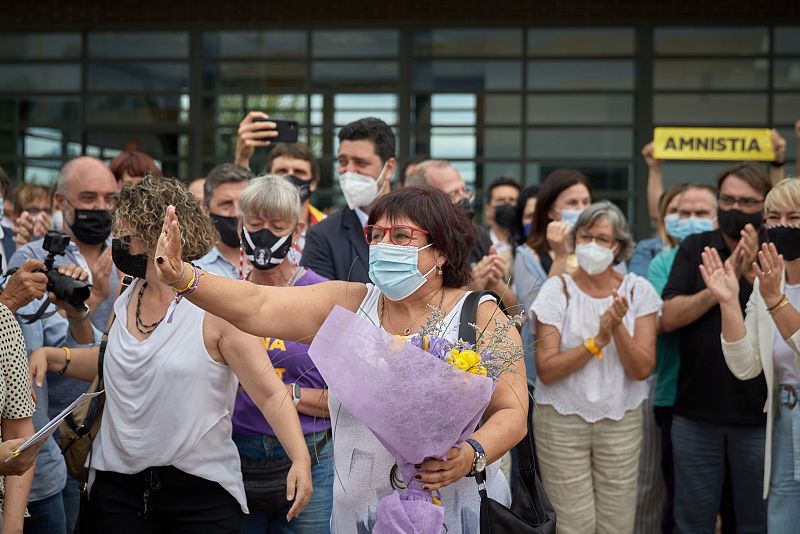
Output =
[{"x1": 5, "y1": 391, "x2": 103, "y2": 462}]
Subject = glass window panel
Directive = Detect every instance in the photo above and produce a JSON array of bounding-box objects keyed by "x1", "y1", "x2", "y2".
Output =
[
  {"x1": 0, "y1": 130, "x2": 17, "y2": 156},
  {"x1": 654, "y1": 27, "x2": 769, "y2": 55},
  {"x1": 776, "y1": 127, "x2": 796, "y2": 177},
  {"x1": 335, "y1": 94, "x2": 396, "y2": 109},
  {"x1": 0, "y1": 64, "x2": 80, "y2": 92},
  {"x1": 24, "y1": 128, "x2": 63, "y2": 158},
  {"x1": 527, "y1": 60, "x2": 634, "y2": 90},
  {"x1": 774, "y1": 95, "x2": 800, "y2": 124},
  {"x1": 414, "y1": 60, "x2": 522, "y2": 91},
  {"x1": 204, "y1": 31, "x2": 306, "y2": 58},
  {"x1": 312, "y1": 61, "x2": 398, "y2": 89},
  {"x1": 527, "y1": 28, "x2": 635, "y2": 56},
  {"x1": 654, "y1": 59, "x2": 768, "y2": 90},
  {"x1": 206, "y1": 94, "x2": 242, "y2": 125},
  {"x1": 483, "y1": 95, "x2": 521, "y2": 125},
  {"x1": 88, "y1": 32, "x2": 189, "y2": 58},
  {"x1": 450, "y1": 161, "x2": 476, "y2": 185},
  {"x1": 204, "y1": 62, "x2": 306, "y2": 90},
  {"x1": 86, "y1": 132, "x2": 183, "y2": 159},
  {"x1": 0, "y1": 97, "x2": 81, "y2": 124},
  {"x1": 431, "y1": 94, "x2": 476, "y2": 109},
  {"x1": 483, "y1": 128, "x2": 521, "y2": 158},
  {"x1": 245, "y1": 94, "x2": 308, "y2": 120},
  {"x1": 334, "y1": 110, "x2": 397, "y2": 125},
  {"x1": 431, "y1": 110, "x2": 476, "y2": 125},
  {"x1": 430, "y1": 127, "x2": 476, "y2": 159},
  {"x1": 0, "y1": 33, "x2": 80, "y2": 59},
  {"x1": 662, "y1": 161, "x2": 732, "y2": 187},
  {"x1": 88, "y1": 63, "x2": 189, "y2": 92},
  {"x1": 483, "y1": 162, "x2": 522, "y2": 182},
  {"x1": 412, "y1": 29, "x2": 522, "y2": 57},
  {"x1": 527, "y1": 128, "x2": 632, "y2": 158},
  {"x1": 312, "y1": 31, "x2": 398, "y2": 58},
  {"x1": 654, "y1": 94, "x2": 767, "y2": 125},
  {"x1": 775, "y1": 27, "x2": 800, "y2": 54},
  {"x1": 774, "y1": 59, "x2": 800, "y2": 89},
  {"x1": 527, "y1": 95, "x2": 633, "y2": 124},
  {"x1": 86, "y1": 95, "x2": 185, "y2": 124},
  {"x1": 24, "y1": 160, "x2": 63, "y2": 185}
]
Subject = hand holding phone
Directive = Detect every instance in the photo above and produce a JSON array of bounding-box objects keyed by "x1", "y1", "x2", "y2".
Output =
[{"x1": 253, "y1": 118, "x2": 298, "y2": 144}]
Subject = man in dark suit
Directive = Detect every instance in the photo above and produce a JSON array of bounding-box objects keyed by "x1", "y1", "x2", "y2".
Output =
[{"x1": 301, "y1": 117, "x2": 396, "y2": 282}]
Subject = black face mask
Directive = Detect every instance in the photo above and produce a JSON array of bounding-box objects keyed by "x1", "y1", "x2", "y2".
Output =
[
  {"x1": 766, "y1": 225, "x2": 800, "y2": 261},
  {"x1": 493, "y1": 204, "x2": 517, "y2": 231},
  {"x1": 241, "y1": 227, "x2": 293, "y2": 270},
  {"x1": 717, "y1": 208, "x2": 763, "y2": 239},
  {"x1": 209, "y1": 213, "x2": 241, "y2": 248},
  {"x1": 112, "y1": 238, "x2": 148, "y2": 279},
  {"x1": 285, "y1": 175, "x2": 311, "y2": 204},
  {"x1": 454, "y1": 198, "x2": 475, "y2": 220},
  {"x1": 69, "y1": 209, "x2": 111, "y2": 245}
]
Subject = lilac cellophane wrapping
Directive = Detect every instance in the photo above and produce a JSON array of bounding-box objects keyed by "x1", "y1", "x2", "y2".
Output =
[{"x1": 308, "y1": 306, "x2": 494, "y2": 534}]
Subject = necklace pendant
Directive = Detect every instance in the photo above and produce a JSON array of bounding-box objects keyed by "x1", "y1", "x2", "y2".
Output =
[{"x1": 403, "y1": 328, "x2": 411, "y2": 336}]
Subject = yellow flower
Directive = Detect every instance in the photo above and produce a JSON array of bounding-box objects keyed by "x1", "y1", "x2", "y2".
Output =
[{"x1": 471, "y1": 365, "x2": 488, "y2": 377}]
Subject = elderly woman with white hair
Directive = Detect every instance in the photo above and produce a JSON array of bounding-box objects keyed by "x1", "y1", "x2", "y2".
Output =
[
  {"x1": 703, "y1": 178, "x2": 800, "y2": 533},
  {"x1": 233, "y1": 175, "x2": 332, "y2": 534},
  {"x1": 531, "y1": 200, "x2": 660, "y2": 534}
]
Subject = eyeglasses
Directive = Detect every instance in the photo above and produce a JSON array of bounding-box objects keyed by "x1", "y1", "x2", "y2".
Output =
[
  {"x1": 364, "y1": 224, "x2": 430, "y2": 246},
  {"x1": 449, "y1": 187, "x2": 476, "y2": 204},
  {"x1": 718, "y1": 194, "x2": 764, "y2": 210},
  {"x1": 575, "y1": 232, "x2": 616, "y2": 249},
  {"x1": 25, "y1": 207, "x2": 51, "y2": 215}
]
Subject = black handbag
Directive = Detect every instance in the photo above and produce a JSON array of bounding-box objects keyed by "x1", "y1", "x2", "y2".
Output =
[
  {"x1": 240, "y1": 453, "x2": 295, "y2": 513},
  {"x1": 475, "y1": 394, "x2": 557, "y2": 534}
]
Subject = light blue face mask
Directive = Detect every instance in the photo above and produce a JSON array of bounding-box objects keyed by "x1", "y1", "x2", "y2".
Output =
[
  {"x1": 560, "y1": 208, "x2": 583, "y2": 228},
  {"x1": 668, "y1": 216, "x2": 714, "y2": 241},
  {"x1": 368, "y1": 242, "x2": 435, "y2": 301}
]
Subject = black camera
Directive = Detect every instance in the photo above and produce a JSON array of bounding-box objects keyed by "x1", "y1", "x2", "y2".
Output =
[{"x1": 39, "y1": 231, "x2": 92, "y2": 312}]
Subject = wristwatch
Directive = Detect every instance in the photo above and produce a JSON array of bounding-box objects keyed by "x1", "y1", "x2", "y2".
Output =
[
  {"x1": 289, "y1": 383, "x2": 301, "y2": 407},
  {"x1": 465, "y1": 438, "x2": 487, "y2": 476}
]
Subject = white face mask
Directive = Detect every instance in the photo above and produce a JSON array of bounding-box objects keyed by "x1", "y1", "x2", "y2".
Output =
[
  {"x1": 338, "y1": 161, "x2": 389, "y2": 210},
  {"x1": 575, "y1": 242, "x2": 616, "y2": 276}
]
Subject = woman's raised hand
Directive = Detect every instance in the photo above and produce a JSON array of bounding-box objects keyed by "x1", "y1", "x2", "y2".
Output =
[
  {"x1": 699, "y1": 246, "x2": 739, "y2": 305},
  {"x1": 155, "y1": 205, "x2": 185, "y2": 286},
  {"x1": 754, "y1": 242, "x2": 785, "y2": 308}
]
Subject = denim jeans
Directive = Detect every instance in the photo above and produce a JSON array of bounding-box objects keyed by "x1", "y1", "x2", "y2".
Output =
[
  {"x1": 234, "y1": 432, "x2": 333, "y2": 534},
  {"x1": 768, "y1": 385, "x2": 800, "y2": 534},
  {"x1": 24, "y1": 491, "x2": 66, "y2": 534},
  {"x1": 62, "y1": 475, "x2": 80, "y2": 533},
  {"x1": 671, "y1": 415, "x2": 766, "y2": 534}
]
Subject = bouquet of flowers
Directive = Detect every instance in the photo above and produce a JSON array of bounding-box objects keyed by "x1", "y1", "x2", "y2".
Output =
[{"x1": 307, "y1": 304, "x2": 523, "y2": 534}]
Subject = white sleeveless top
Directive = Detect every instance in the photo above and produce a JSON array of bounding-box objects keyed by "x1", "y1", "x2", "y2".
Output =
[
  {"x1": 90, "y1": 281, "x2": 247, "y2": 512},
  {"x1": 329, "y1": 284, "x2": 511, "y2": 534}
]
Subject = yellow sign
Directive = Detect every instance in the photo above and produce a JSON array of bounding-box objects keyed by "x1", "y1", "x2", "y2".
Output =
[{"x1": 653, "y1": 127, "x2": 774, "y2": 161}]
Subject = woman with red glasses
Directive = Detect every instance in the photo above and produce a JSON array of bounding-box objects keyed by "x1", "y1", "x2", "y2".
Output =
[{"x1": 153, "y1": 185, "x2": 528, "y2": 533}]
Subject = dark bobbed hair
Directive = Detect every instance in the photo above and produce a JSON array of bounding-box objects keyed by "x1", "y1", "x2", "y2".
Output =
[
  {"x1": 528, "y1": 169, "x2": 592, "y2": 257},
  {"x1": 513, "y1": 184, "x2": 540, "y2": 247},
  {"x1": 338, "y1": 117, "x2": 396, "y2": 163},
  {"x1": 264, "y1": 141, "x2": 320, "y2": 183},
  {"x1": 203, "y1": 163, "x2": 254, "y2": 208},
  {"x1": 716, "y1": 161, "x2": 772, "y2": 198},
  {"x1": 368, "y1": 186, "x2": 474, "y2": 288},
  {"x1": 109, "y1": 151, "x2": 161, "y2": 183}
]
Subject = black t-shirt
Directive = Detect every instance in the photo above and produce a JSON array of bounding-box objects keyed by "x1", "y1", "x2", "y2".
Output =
[
  {"x1": 469, "y1": 224, "x2": 494, "y2": 266},
  {"x1": 662, "y1": 229, "x2": 766, "y2": 425}
]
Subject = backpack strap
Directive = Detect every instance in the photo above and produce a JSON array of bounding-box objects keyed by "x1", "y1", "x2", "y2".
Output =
[{"x1": 458, "y1": 290, "x2": 498, "y2": 346}]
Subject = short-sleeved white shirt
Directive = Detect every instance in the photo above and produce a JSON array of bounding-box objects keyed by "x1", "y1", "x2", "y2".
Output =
[{"x1": 531, "y1": 273, "x2": 661, "y2": 422}]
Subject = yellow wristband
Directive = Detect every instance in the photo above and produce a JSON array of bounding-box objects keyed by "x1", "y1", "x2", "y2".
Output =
[
  {"x1": 584, "y1": 337, "x2": 603, "y2": 360},
  {"x1": 59, "y1": 347, "x2": 72, "y2": 375},
  {"x1": 170, "y1": 262, "x2": 196, "y2": 293}
]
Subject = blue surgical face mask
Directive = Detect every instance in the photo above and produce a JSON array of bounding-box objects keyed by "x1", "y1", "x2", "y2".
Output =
[
  {"x1": 368, "y1": 242, "x2": 436, "y2": 301},
  {"x1": 523, "y1": 223, "x2": 532, "y2": 239},
  {"x1": 664, "y1": 213, "x2": 681, "y2": 241},
  {"x1": 559, "y1": 208, "x2": 583, "y2": 228},
  {"x1": 670, "y1": 217, "x2": 714, "y2": 241}
]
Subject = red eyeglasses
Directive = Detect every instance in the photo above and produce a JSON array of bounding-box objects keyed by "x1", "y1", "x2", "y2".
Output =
[{"x1": 363, "y1": 224, "x2": 430, "y2": 246}]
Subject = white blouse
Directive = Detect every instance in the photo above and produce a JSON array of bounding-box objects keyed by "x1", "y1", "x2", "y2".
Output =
[{"x1": 531, "y1": 273, "x2": 661, "y2": 422}]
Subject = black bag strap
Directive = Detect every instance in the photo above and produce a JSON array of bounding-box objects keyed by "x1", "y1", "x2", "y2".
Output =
[
  {"x1": 97, "y1": 275, "x2": 133, "y2": 384},
  {"x1": 458, "y1": 290, "x2": 499, "y2": 346}
]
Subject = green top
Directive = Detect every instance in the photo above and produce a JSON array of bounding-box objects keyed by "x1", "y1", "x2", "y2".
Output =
[{"x1": 648, "y1": 248, "x2": 680, "y2": 407}]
